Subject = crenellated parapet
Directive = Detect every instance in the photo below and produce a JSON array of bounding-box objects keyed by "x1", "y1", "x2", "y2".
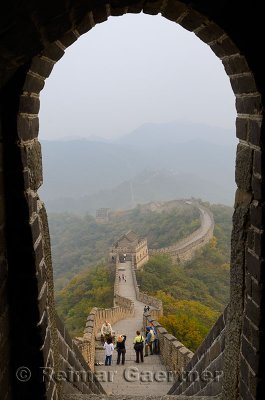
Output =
[
  {"x1": 168, "y1": 307, "x2": 227, "y2": 396},
  {"x1": 143, "y1": 313, "x2": 194, "y2": 375}
]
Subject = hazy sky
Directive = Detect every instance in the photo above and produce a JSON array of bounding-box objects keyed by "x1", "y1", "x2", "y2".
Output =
[{"x1": 39, "y1": 13, "x2": 237, "y2": 142}]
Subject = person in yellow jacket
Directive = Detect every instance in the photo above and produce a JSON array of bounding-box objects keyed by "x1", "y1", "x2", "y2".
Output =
[{"x1": 133, "y1": 330, "x2": 145, "y2": 363}]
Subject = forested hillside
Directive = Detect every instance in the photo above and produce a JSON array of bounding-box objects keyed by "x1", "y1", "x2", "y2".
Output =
[
  {"x1": 136, "y1": 203, "x2": 232, "y2": 351},
  {"x1": 56, "y1": 263, "x2": 115, "y2": 337},
  {"x1": 49, "y1": 201, "x2": 200, "y2": 289}
]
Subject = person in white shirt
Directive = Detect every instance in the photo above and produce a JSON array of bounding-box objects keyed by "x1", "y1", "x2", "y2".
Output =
[{"x1": 104, "y1": 336, "x2": 114, "y2": 366}]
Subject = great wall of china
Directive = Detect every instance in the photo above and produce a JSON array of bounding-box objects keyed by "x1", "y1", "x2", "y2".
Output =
[{"x1": 67, "y1": 203, "x2": 225, "y2": 398}]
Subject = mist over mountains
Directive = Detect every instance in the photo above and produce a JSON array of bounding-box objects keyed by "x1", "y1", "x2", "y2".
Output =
[{"x1": 39, "y1": 121, "x2": 237, "y2": 214}]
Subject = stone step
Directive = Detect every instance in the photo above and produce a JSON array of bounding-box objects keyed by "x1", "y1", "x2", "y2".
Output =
[{"x1": 63, "y1": 395, "x2": 221, "y2": 400}]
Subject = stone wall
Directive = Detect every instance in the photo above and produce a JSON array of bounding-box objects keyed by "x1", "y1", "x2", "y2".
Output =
[
  {"x1": 78, "y1": 305, "x2": 134, "y2": 372},
  {"x1": 0, "y1": 117, "x2": 10, "y2": 399},
  {"x1": 168, "y1": 308, "x2": 228, "y2": 396},
  {"x1": 149, "y1": 206, "x2": 214, "y2": 264},
  {"x1": 56, "y1": 316, "x2": 104, "y2": 396}
]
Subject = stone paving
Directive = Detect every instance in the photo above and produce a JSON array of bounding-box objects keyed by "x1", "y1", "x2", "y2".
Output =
[{"x1": 94, "y1": 261, "x2": 173, "y2": 396}]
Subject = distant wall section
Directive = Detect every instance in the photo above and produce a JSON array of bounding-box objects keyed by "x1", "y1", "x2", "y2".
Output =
[{"x1": 149, "y1": 205, "x2": 214, "y2": 264}]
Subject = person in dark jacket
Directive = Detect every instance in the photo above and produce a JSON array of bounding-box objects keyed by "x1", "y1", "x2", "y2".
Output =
[{"x1": 116, "y1": 334, "x2": 127, "y2": 365}]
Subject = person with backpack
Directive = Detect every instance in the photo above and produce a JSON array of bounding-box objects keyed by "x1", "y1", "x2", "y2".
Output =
[
  {"x1": 150, "y1": 323, "x2": 159, "y2": 354},
  {"x1": 144, "y1": 326, "x2": 154, "y2": 356},
  {"x1": 133, "y1": 330, "x2": 145, "y2": 363}
]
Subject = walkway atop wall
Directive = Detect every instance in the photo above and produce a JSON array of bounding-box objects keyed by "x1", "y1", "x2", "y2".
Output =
[
  {"x1": 94, "y1": 261, "x2": 172, "y2": 396},
  {"x1": 174, "y1": 206, "x2": 213, "y2": 250}
]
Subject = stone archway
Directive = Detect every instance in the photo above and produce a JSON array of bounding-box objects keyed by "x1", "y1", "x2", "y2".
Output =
[{"x1": 0, "y1": 2, "x2": 264, "y2": 400}]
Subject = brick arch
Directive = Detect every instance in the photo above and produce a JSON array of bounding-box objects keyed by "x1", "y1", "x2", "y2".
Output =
[{"x1": 2, "y1": 1, "x2": 263, "y2": 400}]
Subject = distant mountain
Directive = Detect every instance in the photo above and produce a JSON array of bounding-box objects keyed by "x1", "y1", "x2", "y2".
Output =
[
  {"x1": 39, "y1": 121, "x2": 237, "y2": 213},
  {"x1": 116, "y1": 121, "x2": 236, "y2": 147},
  {"x1": 44, "y1": 169, "x2": 234, "y2": 214}
]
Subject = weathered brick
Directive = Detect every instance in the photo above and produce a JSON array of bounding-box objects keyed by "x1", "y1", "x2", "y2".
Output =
[
  {"x1": 127, "y1": 1, "x2": 145, "y2": 14},
  {"x1": 143, "y1": 0, "x2": 165, "y2": 15},
  {"x1": 58, "y1": 336, "x2": 68, "y2": 361},
  {"x1": 42, "y1": 43, "x2": 65, "y2": 62},
  {"x1": 161, "y1": 0, "x2": 187, "y2": 22},
  {"x1": 30, "y1": 57, "x2": 54, "y2": 79},
  {"x1": 222, "y1": 55, "x2": 250, "y2": 75},
  {"x1": 246, "y1": 250, "x2": 263, "y2": 281},
  {"x1": 92, "y1": 5, "x2": 109, "y2": 23},
  {"x1": 247, "y1": 228, "x2": 255, "y2": 251},
  {"x1": 251, "y1": 279, "x2": 263, "y2": 306},
  {"x1": 21, "y1": 141, "x2": 43, "y2": 190},
  {"x1": 35, "y1": 239, "x2": 44, "y2": 266},
  {"x1": 249, "y1": 120, "x2": 262, "y2": 146},
  {"x1": 17, "y1": 115, "x2": 39, "y2": 141},
  {"x1": 252, "y1": 175, "x2": 262, "y2": 201},
  {"x1": 110, "y1": 5, "x2": 128, "y2": 16},
  {"x1": 253, "y1": 230, "x2": 263, "y2": 257},
  {"x1": 209, "y1": 339, "x2": 221, "y2": 362},
  {"x1": 253, "y1": 150, "x2": 262, "y2": 175},
  {"x1": 26, "y1": 193, "x2": 38, "y2": 217},
  {"x1": 235, "y1": 143, "x2": 253, "y2": 191},
  {"x1": 246, "y1": 298, "x2": 261, "y2": 328},
  {"x1": 241, "y1": 335, "x2": 259, "y2": 372},
  {"x1": 59, "y1": 31, "x2": 78, "y2": 48},
  {"x1": 19, "y1": 95, "x2": 40, "y2": 114},
  {"x1": 23, "y1": 73, "x2": 45, "y2": 94},
  {"x1": 179, "y1": 9, "x2": 207, "y2": 32},
  {"x1": 236, "y1": 95, "x2": 262, "y2": 115},
  {"x1": 196, "y1": 22, "x2": 225, "y2": 42},
  {"x1": 249, "y1": 369, "x2": 258, "y2": 398},
  {"x1": 250, "y1": 203, "x2": 265, "y2": 229},
  {"x1": 30, "y1": 216, "x2": 41, "y2": 244},
  {"x1": 240, "y1": 354, "x2": 250, "y2": 387},
  {"x1": 210, "y1": 36, "x2": 238, "y2": 58},
  {"x1": 230, "y1": 75, "x2": 257, "y2": 96},
  {"x1": 239, "y1": 375, "x2": 252, "y2": 400},
  {"x1": 38, "y1": 281, "x2": 48, "y2": 317},
  {"x1": 236, "y1": 117, "x2": 248, "y2": 141}
]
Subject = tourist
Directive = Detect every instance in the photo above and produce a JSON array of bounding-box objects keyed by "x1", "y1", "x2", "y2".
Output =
[
  {"x1": 133, "y1": 330, "x2": 145, "y2": 363},
  {"x1": 101, "y1": 320, "x2": 113, "y2": 343},
  {"x1": 116, "y1": 334, "x2": 127, "y2": 365},
  {"x1": 144, "y1": 326, "x2": 154, "y2": 356},
  {"x1": 150, "y1": 323, "x2": 159, "y2": 354},
  {"x1": 104, "y1": 336, "x2": 114, "y2": 366}
]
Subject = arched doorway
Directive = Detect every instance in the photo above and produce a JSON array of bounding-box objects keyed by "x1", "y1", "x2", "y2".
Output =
[{"x1": 0, "y1": 2, "x2": 263, "y2": 399}]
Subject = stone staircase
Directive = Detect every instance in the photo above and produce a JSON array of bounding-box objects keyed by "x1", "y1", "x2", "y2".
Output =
[{"x1": 93, "y1": 261, "x2": 172, "y2": 396}]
